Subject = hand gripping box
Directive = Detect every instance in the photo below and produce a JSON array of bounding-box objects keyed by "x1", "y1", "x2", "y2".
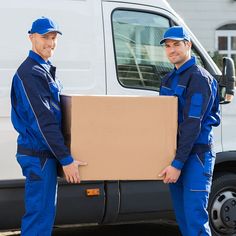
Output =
[{"x1": 61, "y1": 95, "x2": 177, "y2": 181}]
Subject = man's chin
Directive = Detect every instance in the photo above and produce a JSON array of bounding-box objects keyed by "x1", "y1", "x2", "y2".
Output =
[
  {"x1": 169, "y1": 58, "x2": 178, "y2": 64},
  {"x1": 171, "y1": 60, "x2": 182, "y2": 66},
  {"x1": 44, "y1": 52, "x2": 54, "y2": 60}
]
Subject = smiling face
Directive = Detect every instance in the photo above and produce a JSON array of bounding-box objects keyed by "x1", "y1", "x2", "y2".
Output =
[
  {"x1": 164, "y1": 39, "x2": 192, "y2": 69},
  {"x1": 29, "y1": 31, "x2": 58, "y2": 61}
]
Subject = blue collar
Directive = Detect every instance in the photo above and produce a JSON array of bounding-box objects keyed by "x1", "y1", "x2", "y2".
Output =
[
  {"x1": 28, "y1": 50, "x2": 52, "y2": 73},
  {"x1": 175, "y1": 56, "x2": 196, "y2": 74}
]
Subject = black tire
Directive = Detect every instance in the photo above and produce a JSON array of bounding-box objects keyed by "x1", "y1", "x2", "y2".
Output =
[{"x1": 209, "y1": 173, "x2": 236, "y2": 236}]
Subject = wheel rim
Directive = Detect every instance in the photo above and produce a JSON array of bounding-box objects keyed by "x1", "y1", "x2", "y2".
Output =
[{"x1": 210, "y1": 190, "x2": 236, "y2": 235}]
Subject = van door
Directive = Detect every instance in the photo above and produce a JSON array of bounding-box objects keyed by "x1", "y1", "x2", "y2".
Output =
[
  {"x1": 102, "y1": 0, "x2": 176, "y2": 220},
  {"x1": 102, "y1": 1, "x2": 174, "y2": 95}
]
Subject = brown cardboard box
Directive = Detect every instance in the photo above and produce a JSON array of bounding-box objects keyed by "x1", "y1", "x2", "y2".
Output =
[{"x1": 61, "y1": 95, "x2": 177, "y2": 181}]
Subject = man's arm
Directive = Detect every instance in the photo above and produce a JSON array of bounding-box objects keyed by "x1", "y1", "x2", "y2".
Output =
[
  {"x1": 160, "y1": 73, "x2": 214, "y2": 183},
  {"x1": 20, "y1": 68, "x2": 73, "y2": 165},
  {"x1": 172, "y1": 73, "x2": 212, "y2": 170},
  {"x1": 18, "y1": 67, "x2": 86, "y2": 183}
]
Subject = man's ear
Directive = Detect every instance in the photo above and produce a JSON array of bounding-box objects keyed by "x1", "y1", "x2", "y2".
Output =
[
  {"x1": 187, "y1": 41, "x2": 192, "y2": 49},
  {"x1": 29, "y1": 34, "x2": 33, "y2": 43}
]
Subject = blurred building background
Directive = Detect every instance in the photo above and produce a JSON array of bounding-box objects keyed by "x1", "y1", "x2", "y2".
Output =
[{"x1": 168, "y1": 0, "x2": 236, "y2": 68}]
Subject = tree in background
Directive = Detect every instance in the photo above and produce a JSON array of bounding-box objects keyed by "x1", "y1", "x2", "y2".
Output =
[{"x1": 210, "y1": 51, "x2": 224, "y2": 71}]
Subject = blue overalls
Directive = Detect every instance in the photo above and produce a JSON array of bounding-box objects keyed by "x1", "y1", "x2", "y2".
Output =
[
  {"x1": 160, "y1": 56, "x2": 220, "y2": 236},
  {"x1": 11, "y1": 51, "x2": 73, "y2": 235}
]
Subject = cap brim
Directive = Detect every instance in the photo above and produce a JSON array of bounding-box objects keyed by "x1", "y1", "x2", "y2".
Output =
[
  {"x1": 28, "y1": 29, "x2": 62, "y2": 35},
  {"x1": 160, "y1": 37, "x2": 186, "y2": 44}
]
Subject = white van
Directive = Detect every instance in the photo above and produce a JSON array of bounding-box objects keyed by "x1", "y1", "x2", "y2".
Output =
[{"x1": 0, "y1": 0, "x2": 235, "y2": 235}]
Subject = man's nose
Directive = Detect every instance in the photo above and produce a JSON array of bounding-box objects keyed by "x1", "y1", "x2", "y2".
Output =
[
  {"x1": 169, "y1": 46, "x2": 176, "y2": 53},
  {"x1": 47, "y1": 39, "x2": 54, "y2": 47}
]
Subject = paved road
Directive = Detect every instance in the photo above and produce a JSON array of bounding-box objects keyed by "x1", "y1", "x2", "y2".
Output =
[{"x1": 0, "y1": 222, "x2": 181, "y2": 236}]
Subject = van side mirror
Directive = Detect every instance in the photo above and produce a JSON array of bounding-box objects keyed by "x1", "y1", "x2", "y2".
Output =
[{"x1": 219, "y1": 57, "x2": 235, "y2": 104}]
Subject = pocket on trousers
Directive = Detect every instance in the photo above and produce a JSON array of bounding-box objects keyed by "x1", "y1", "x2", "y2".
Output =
[
  {"x1": 17, "y1": 155, "x2": 43, "y2": 181},
  {"x1": 197, "y1": 151, "x2": 215, "y2": 177},
  {"x1": 183, "y1": 153, "x2": 213, "y2": 192}
]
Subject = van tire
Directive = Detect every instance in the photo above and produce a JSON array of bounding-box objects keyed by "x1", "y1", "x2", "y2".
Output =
[{"x1": 209, "y1": 173, "x2": 236, "y2": 236}]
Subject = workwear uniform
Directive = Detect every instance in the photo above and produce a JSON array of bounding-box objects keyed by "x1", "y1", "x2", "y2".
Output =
[
  {"x1": 160, "y1": 56, "x2": 220, "y2": 236},
  {"x1": 11, "y1": 50, "x2": 73, "y2": 235}
]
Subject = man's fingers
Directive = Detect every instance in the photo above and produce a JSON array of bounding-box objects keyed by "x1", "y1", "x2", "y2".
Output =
[
  {"x1": 171, "y1": 178, "x2": 177, "y2": 183},
  {"x1": 163, "y1": 177, "x2": 177, "y2": 184},
  {"x1": 65, "y1": 174, "x2": 70, "y2": 183},
  {"x1": 71, "y1": 175, "x2": 78, "y2": 184},
  {"x1": 158, "y1": 169, "x2": 166, "y2": 177},
  {"x1": 72, "y1": 172, "x2": 81, "y2": 184},
  {"x1": 65, "y1": 173, "x2": 76, "y2": 184},
  {"x1": 66, "y1": 174, "x2": 72, "y2": 184},
  {"x1": 73, "y1": 171, "x2": 80, "y2": 184},
  {"x1": 69, "y1": 175, "x2": 75, "y2": 184},
  {"x1": 76, "y1": 175, "x2": 81, "y2": 184},
  {"x1": 63, "y1": 160, "x2": 85, "y2": 183},
  {"x1": 74, "y1": 160, "x2": 87, "y2": 166},
  {"x1": 163, "y1": 177, "x2": 169, "y2": 184}
]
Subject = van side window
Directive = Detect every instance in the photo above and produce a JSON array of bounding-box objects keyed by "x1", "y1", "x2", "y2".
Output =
[
  {"x1": 112, "y1": 10, "x2": 172, "y2": 91},
  {"x1": 192, "y1": 47, "x2": 204, "y2": 67}
]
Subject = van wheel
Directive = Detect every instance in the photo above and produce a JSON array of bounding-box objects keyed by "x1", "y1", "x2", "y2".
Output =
[{"x1": 209, "y1": 173, "x2": 236, "y2": 236}]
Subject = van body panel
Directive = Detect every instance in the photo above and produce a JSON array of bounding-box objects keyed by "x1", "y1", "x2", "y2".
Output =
[
  {"x1": 0, "y1": 0, "x2": 235, "y2": 232},
  {"x1": 221, "y1": 94, "x2": 236, "y2": 151},
  {"x1": 0, "y1": 0, "x2": 106, "y2": 180}
]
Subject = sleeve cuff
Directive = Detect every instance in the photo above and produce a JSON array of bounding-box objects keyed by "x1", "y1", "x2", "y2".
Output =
[
  {"x1": 171, "y1": 159, "x2": 184, "y2": 170},
  {"x1": 59, "y1": 155, "x2": 74, "y2": 166}
]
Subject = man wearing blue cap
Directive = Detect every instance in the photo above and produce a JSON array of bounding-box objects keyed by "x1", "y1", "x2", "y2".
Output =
[
  {"x1": 159, "y1": 26, "x2": 220, "y2": 235},
  {"x1": 11, "y1": 17, "x2": 86, "y2": 235}
]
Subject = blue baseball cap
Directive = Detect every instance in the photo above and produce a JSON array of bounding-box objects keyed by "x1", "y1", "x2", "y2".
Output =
[
  {"x1": 28, "y1": 17, "x2": 62, "y2": 35},
  {"x1": 160, "y1": 26, "x2": 190, "y2": 44}
]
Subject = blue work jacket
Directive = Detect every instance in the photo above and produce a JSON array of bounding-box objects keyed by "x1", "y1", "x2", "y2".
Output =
[
  {"x1": 160, "y1": 56, "x2": 220, "y2": 170},
  {"x1": 11, "y1": 50, "x2": 73, "y2": 166}
]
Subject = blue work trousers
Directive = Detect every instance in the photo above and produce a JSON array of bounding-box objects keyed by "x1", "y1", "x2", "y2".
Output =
[
  {"x1": 170, "y1": 151, "x2": 215, "y2": 236},
  {"x1": 17, "y1": 155, "x2": 58, "y2": 236}
]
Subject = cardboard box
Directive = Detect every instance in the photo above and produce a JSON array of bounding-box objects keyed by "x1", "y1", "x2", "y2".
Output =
[{"x1": 61, "y1": 95, "x2": 177, "y2": 180}]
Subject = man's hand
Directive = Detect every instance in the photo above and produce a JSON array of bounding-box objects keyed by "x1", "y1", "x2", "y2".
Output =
[
  {"x1": 62, "y1": 160, "x2": 87, "y2": 184},
  {"x1": 159, "y1": 165, "x2": 181, "y2": 184}
]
